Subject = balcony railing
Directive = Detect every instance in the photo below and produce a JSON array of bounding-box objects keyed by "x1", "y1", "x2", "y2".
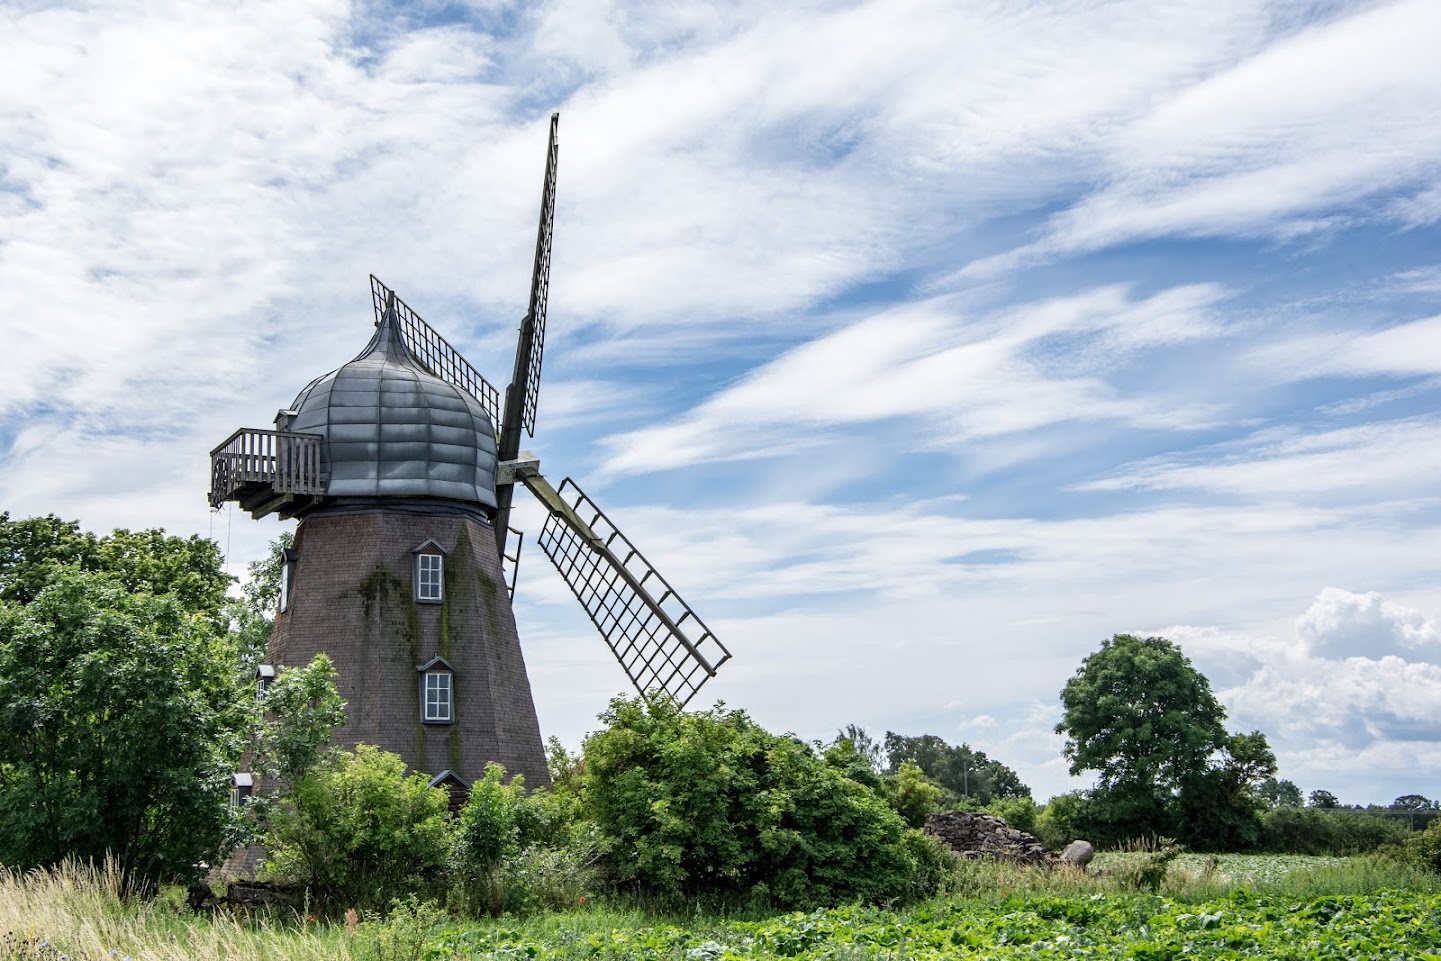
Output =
[{"x1": 209, "y1": 428, "x2": 326, "y2": 511}]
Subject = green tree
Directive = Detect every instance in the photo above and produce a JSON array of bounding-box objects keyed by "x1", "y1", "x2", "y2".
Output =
[
  {"x1": 1309, "y1": 789, "x2": 1341, "y2": 809},
  {"x1": 0, "y1": 514, "x2": 230, "y2": 621},
  {"x1": 0, "y1": 513, "x2": 98, "y2": 605},
  {"x1": 264, "y1": 744, "x2": 452, "y2": 910},
  {"x1": 1056, "y1": 634, "x2": 1228, "y2": 839},
  {"x1": 582, "y1": 697, "x2": 932, "y2": 908},
  {"x1": 1256, "y1": 777, "x2": 1305, "y2": 808},
  {"x1": 0, "y1": 570, "x2": 244, "y2": 887},
  {"x1": 834, "y1": 724, "x2": 886, "y2": 775},
  {"x1": 227, "y1": 532, "x2": 294, "y2": 667},
  {"x1": 882, "y1": 732, "x2": 1030, "y2": 804},
  {"x1": 252, "y1": 654, "x2": 346, "y2": 787},
  {"x1": 881, "y1": 761, "x2": 944, "y2": 828}
]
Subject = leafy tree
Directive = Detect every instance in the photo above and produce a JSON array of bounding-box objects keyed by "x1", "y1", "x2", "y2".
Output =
[
  {"x1": 1056, "y1": 634, "x2": 1228, "y2": 839},
  {"x1": 264, "y1": 744, "x2": 452, "y2": 910},
  {"x1": 0, "y1": 513, "x2": 98, "y2": 605},
  {"x1": 1256, "y1": 777, "x2": 1305, "y2": 808},
  {"x1": 583, "y1": 697, "x2": 933, "y2": 908},
  {"x1": 0, "y1": 570, "x2": 244, "y2": 887},
  {"x1": 0, "y1": 513, "x2": 230, "y2": 622},
  {"x1": 882, "y1": 732, "x2": 1030, "y2": 804},
  {"x1": 834, "y1": 724, "x2": 886, "y2": 775},
  {"x1": 227, "y1": 531, "x2": 294, "y2": 667},
  {"x1": 881, "y1": 761, "x2": 943, "y2": 828},
  {"x1": 1309, "y1": 789, "x2": 1341, "y2": 809},
  {"x1": 1393, "y1": 794, "x2": 1434, "y2": 811},
  {"x1": 251, "y1": 653, "x2": 346, "y2": 787}
]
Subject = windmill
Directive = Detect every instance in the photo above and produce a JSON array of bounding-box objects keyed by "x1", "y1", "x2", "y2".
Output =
[{"x1": 209, "y1": 115, "x2": 730, "y2": 793}]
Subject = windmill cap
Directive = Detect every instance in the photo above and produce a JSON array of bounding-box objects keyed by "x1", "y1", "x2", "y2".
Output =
[{"x1": 282, "y1": 311, "x2": 499, "y2": 509}]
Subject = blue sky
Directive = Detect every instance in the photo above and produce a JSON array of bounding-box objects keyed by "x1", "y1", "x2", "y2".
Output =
[{"x1": 3, "y1": 0, "x2": 1440, "y2": 805}]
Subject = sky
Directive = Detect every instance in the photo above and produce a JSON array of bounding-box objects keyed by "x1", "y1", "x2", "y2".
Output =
[{"x1": 3, "y1": 0, "x2": 1440, "y2": 806}]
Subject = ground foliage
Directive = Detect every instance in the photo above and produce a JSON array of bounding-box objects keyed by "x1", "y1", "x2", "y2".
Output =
[{"x1": 415, "y1": 891, "x2": 1441, "y2": 960}]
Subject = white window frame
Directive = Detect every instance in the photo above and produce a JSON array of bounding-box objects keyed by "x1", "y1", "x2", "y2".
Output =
[
  {"x1": 416, "y1": 553, "x2": 444, "y2": 603},
  {"x1": 422, "y1": 669, "x2": 452, "y2": 723}
]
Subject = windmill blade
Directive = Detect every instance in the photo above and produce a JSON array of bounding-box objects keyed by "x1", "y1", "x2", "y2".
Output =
[
  {"x1": 520, "y1": 471, "x2": 730, "y2": 706},
  {"x1": 503, "y1": 112, "x2": 559, "y2": 445},
  {"x1": 369, "y1": 275, "x2": 503, "y2": 432}
]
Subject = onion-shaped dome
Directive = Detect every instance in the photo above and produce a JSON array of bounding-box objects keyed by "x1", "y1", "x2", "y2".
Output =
[{"x1": 285, "y1": 309, "x2": 498, "y2": 511}]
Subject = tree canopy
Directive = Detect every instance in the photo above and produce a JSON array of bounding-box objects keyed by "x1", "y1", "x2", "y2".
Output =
[
  {"x1": 0, "y1": 569, "x2": 245, "y2": 885},
  {"x1": 1056, "y1": 634, "x2": 1227, "y2": 794},
  {"x1": 882, "y1": 732, "x2": 1031, "y2": 804}
]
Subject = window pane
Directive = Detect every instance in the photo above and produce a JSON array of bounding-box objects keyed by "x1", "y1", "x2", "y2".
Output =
[{"x1": 417, "y1": 554, "x2": 443, "y2": 601}]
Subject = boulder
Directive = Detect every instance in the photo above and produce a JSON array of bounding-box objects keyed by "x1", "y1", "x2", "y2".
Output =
[{"x1": 1060, "y1": 839, "x2": 1095, "y2": 868}]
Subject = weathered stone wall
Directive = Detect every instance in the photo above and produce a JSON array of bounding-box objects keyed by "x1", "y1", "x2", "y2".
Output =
[{"x1": 923, "y1": 811, "x2": 1056, "y2": 865}]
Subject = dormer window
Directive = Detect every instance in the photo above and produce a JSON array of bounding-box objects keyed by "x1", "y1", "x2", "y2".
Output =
[
  {"x1": 256, "y1": 664, "x2": 276, "y2": 701},
  {"x1": 417, "y1": 655, "x2": 454, "y2": 724},
  {"x1": 412, "y1": 539, "x2": 448, "y2": 604},
  {"x1": 231, "y1": 772, "x2": 254, "y2": 808}
]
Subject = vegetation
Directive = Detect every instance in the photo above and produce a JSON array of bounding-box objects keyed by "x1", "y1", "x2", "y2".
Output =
[
  {"x1": 4, "y1": 856, "x2": 1439, "y2": 961},
  {"x1": 0, "y1": 569, "x2": 244, "y2": 887},
  {"x1": 582, "y1": 697, "x2": 937, "y2": 909}
]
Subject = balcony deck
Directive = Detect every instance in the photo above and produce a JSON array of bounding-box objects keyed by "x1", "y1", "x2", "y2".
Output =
[{"x1": 209, "y1": 428, "x2": 326, "y2": 519}]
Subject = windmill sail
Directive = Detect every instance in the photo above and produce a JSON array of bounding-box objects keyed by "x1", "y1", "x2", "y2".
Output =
[
  {"x1": 495, "y1": 113, "x2": 560, "y2": 558},
  {"x1": 517, "y1": 112, "x2": 559, "y2": 439},
  {"x1": 523, "y1": 473, "x2": 730, "y2": 706},
  {"x1": 369, "y1": 275, "x2": 503, "y2": 432}
]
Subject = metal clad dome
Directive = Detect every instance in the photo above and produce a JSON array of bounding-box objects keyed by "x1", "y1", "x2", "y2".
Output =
[{"x1": 287, "y1": 309, "x2": 499, "y2": 510}]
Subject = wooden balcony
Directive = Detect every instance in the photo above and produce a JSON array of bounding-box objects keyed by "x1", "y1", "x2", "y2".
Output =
[{"x1": 209, "y1": 428, "x2": 326, "y2": 519}]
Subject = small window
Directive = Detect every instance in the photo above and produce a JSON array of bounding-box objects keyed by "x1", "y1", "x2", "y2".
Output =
[
  {"x1": 279, "y1": 548, "x2": 298, "y2": 613},
  {"x1": 416, "y1": 553, "x2": 443, "y2": 603},
  {"x1": 231, "y1": 772, "x2": 254, "y2": 808},
  {"x1": 256, "y1": 664, "x2": 276, "y2": 701},
  {"x1": 417, "y1": 655, "x2": 454, "y2": 724},
  {"x1": 424, "y1": 671, "x2": 452, "y2": 722}
]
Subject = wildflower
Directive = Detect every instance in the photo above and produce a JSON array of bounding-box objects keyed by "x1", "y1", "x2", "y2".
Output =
[
  {"x1": 579, "y1": 896, "x2": 586, "y2": 903},
  {"x1": 307, "y1": 914, "x2": 316, "y2": 923}
]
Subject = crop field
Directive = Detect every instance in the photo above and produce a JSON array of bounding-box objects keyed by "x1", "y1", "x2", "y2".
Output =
[{"x1": 3, "y1": 856, "x2": 1439, "y2": 961}]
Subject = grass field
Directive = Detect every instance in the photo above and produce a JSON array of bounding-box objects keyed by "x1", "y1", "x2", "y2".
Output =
[{"x1": 3, "y1": 856, "x2": 1438, "y2": 960}]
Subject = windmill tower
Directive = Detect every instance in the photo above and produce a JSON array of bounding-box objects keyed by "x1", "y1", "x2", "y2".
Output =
[{"x1": 209, "y1": 115, "x2": 730, "y2": 797}]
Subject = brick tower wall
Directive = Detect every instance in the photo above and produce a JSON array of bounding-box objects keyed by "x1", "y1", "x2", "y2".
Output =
[{"x1": 266, "y1": 509, "x2": 550, "y2": 789}]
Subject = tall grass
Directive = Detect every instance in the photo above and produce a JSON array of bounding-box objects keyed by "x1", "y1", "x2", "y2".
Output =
[{"x1": 0, "y1": 861, "x2": 350, "y2": 961}]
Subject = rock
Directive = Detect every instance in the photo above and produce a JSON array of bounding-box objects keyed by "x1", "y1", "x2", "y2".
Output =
[
  {"x1": 923, "y1": 811, "x2": 1057, "y2": 866},
  {"x1": 1060, "y1": 840, "x2": 1095, "y2": 868}
]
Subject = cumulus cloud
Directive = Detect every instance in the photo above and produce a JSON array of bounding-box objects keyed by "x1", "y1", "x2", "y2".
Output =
[{"x1": 1296, "y1": 587, "x2": 1440, "y2": 660}]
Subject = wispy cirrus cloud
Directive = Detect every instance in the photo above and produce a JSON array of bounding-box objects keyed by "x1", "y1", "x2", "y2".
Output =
[{"x1": 598, "y1": 283, "x2": 1231, "y2": 476}]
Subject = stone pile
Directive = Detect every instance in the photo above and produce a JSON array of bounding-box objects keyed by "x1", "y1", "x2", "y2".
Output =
[{"x1": 923, "y1": 811, "x2": 1055, "y2": 865}]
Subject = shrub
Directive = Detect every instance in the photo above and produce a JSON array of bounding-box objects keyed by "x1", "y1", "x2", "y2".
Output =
[
  {"x1": 1385, "y1": 816, "x2": 1441, "y2": 873},
  {"x1": 1260, "y1": 807, "x2": 1408, "y2": 855},
  {"x1": 1035, "y1": 792, "x2": 1092, "y2": 851},
  {"x1": 264, "y1": 745, "x2": 452, "y2": 911},
  {"x1": 583, "y1": 696, "x2": 930, "y2": 908},
  {"x1": 983, "y1": 796, "x2": 1039, "y2": 835}
]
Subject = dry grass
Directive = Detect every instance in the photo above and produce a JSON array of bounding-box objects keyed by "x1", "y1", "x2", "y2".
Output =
[{"x1": 0, "y1": 861, "x2": 351, "y2": 961}]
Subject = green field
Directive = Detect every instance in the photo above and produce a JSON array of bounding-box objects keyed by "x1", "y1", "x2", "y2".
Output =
[{"x1": 3, "y1": 856, "x2": 1438, "y2": 961}]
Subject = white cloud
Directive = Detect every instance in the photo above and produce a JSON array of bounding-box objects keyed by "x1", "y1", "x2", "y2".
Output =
[
  {"x1": 1080, "y1": 417, "x2": 1441, "y2": 501},
  {"x1": 599, "y1": 283, "x2": 1230, "y2": 476},
  {"x1": 1296, "y1": 587, "x2": 1440, "y2": 659},
  {"x1": 964, "y1": 0, "x2": 1441, "y2": 275}
]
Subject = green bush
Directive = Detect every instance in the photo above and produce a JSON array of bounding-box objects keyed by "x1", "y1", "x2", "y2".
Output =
[
  {"x1": 1035, "y1": 792, "x2": 1092, "y2": 851},
  {"x1": 1260, "y1": 807, "x2": 1408, "y2": 855},
  {"x1": 983, "y1": 797, "x2": 1039, "y2": 835},
  {"x1": 583, "y1": 697, "x2": 932, "y2": 909},
  {"x1": 264, "y1": 745, "x2": 452, "y2": 910},
  {"x1": 1386, "y1": 816, "x2": 1441, "y2": 872}
]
